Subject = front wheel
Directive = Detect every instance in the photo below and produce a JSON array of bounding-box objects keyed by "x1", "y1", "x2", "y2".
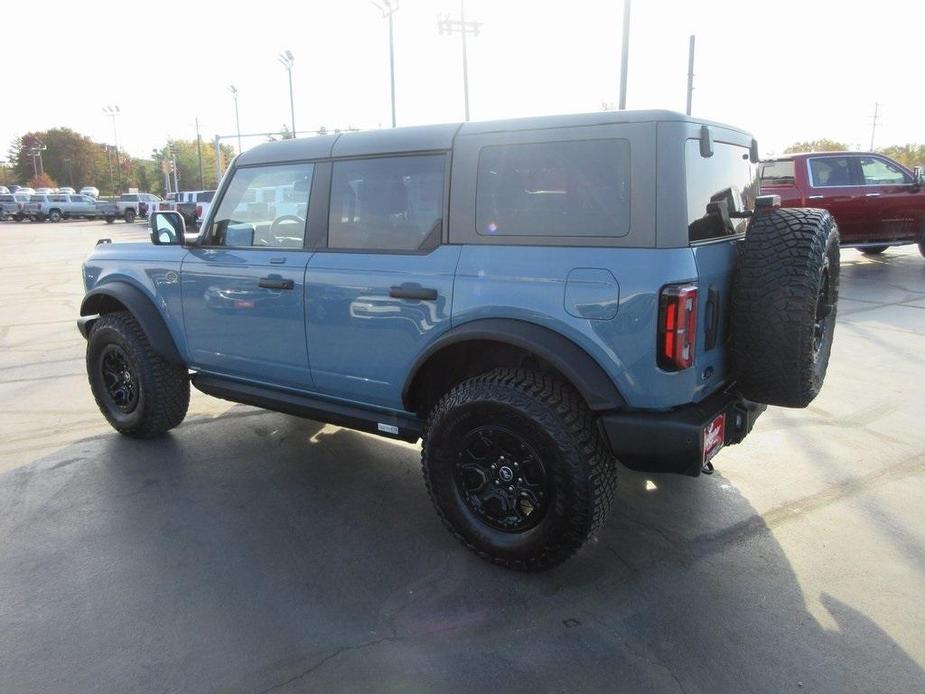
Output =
[
  {"x1": 48, "y1": 209, "x2": 62, "y2": 223},
  {"x1": 124, "y1": 209, "x2": 136, "y2": 223},
  {"x1": 422, "y1": 368, "x2": 617, "y2": 571},
  {"x1": 105, "y1": 216, "x2": 115, "y2": 224},
  {"x1": 87, "y1": 311, "x2": 190, "y2": 438}
]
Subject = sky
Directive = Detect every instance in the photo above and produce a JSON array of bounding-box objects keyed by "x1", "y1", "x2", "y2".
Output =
[{"x1": 1, "y1": 0, "x2": 922, "y2": 161}]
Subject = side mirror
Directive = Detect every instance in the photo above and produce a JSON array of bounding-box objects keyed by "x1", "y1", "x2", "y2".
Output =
[{"x1": 149, "y1": 211, "x2": 187, "y2": 246}]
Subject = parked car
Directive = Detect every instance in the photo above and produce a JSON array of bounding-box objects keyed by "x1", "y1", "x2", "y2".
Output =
[
  {"x1": 760, "y1": 152, "x2": 925, "y2": 256},
  {"x1": 0, "y1": 193, "x2": 31, "y2": 221},
  {"x1": 0, "y1": 186, "x2": 9, "y2": 194},
  {"x1": 77, "y1": 110, "x2": 839, "y2": 570},
  {"x1": 158, "y1": 190, "x2": 214, "y2": 228},
  {"x1": 23, "y1": 193, "x2": 118, "y2": 222},
  {"x1": 79, "y1": 186, "x2": 100, "y2": 198},
  {"x1": 114, "y1": 192, "x2": 162, "y2": 222},
  {"x1": 56, "y1": 186, "x2": 76, "y2": 194},
  {"x1": 35, "y1": 187, "x2": 56, "y2": 194},
  {"x1": 12, "y1": 186, "x2": 35, "y2": 195}
]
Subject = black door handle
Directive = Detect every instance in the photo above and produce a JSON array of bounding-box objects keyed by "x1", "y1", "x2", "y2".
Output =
[
  {"x1": 259, "y1": 277, "x2": 294, "y2": 290},
  {"x1": 389, "y1": 286, "x2": 438, "y2": 301}
]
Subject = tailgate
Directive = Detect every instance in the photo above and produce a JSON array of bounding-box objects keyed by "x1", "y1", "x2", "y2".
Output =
[{"x1": 691, "y1": 239, "x2": 737, "y2": 399}]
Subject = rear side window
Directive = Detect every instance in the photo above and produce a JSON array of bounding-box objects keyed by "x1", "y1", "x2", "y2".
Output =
[
  {"x1": 808, "y1": 157, "x2": 857, "y2": 187},
  {"x1": 686, "y1": 140, "x2": 758, "y2": 242},
  {"x1": 328, "y1": 154, "x2": 445, "y2": 251},
  {"x1": 759, "y1": 160, "x2": 795, "y2": 185},
  {"x1": 0, "y1": 195, "x2": 12, "y2": 202},
  {"x1": 197, "y1": 191, "x2": 215, "y2": 202},
  {"x1": 476, "y1": 140, "x2": 630, "y2": 237}
]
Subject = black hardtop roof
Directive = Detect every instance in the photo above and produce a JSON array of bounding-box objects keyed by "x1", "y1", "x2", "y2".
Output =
[{"x1": 236, "y1": 109, "x2": 750, "y2": 166}]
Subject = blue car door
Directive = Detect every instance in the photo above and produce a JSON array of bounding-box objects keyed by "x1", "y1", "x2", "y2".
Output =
[
  {"x1": 306, "y1": 153, "x2": 459, "y2": 410},
  {"x1": 181, "y1": 162, "x2": 317, "y2": 390}
]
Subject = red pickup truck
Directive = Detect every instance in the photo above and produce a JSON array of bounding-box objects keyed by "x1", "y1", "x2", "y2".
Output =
[{"x1": 759, "y1": 152, "x2": 925, "y2": 256}]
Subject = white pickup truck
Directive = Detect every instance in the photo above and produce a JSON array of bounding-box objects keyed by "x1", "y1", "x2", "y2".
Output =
[
  {"x1": 116, "y1": 193, "x2": 162, "y2": 223},
  {"x1": 157, "y1": 190, "x2": 215, "y2": 228}
]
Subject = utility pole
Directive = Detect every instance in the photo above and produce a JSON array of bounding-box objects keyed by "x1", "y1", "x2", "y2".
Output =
[
  {"x1": 686, "y1": 34, "x2": 695, "y2": 116},
  {"x1": 438, "y1": 1, "x2": 482, "y2": 121},
  {"x1": 229, "y1": 86, "x2": 242, "y2": 153},
  {"x1": 619, "y1": 0, "x2": 631, "y2": 109},
  {"x1": 195, "y1": 117, "x2": 204, "y2": 189},
  {"x1": 214, "y1": 135, "x2": 223, "y2": 183},
  {"x1": 372, "y1": 1, "x2": 399, "y2": 128},
  {"x1": 869, "y1": 102, "x2": 880, "y2": 151},
  {"x1": 278, "y1": 51, "x2": 296, "y2": 137},
  {"x1": 103, "y1": 106, "x2": 122, "y2": 192}
]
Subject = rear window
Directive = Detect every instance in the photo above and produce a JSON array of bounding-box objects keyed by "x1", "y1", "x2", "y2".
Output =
[
  {"x1": 30, "y1": 195, "x2": 45, "y2": 202},
  {"x1": 759, "y1": 160, "x2": 795, "y2": 185},
  {"x1": 197, "y1": 191, "x2": 215, "y2": 202},
  {"x1": 686, "y1": 139, "x2": 758, "y2": 242},
  {"x1": 476, "y1": 139, "x2": 630, "y2": 238},
  {"x1": 0, "y1": 195, "x2": 13, "y2": 202},
  {"x1": 120, "y1": 194, "x2": 138, "y2": 202}
]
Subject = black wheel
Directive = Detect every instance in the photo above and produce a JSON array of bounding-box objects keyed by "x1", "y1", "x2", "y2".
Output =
[
  {"x1": 732, "y1": 208, "x2": 840, "y2": 408},
  {"x1": 105, "y1": 216, "x2": 115, "y2": 224},
  {"x1": 48, "y1": 209, "x2": 62, "y2": 223},
  {"x1": 422, "y1": 368, "x2": 617, "y2": 571},
  {"x1": 861, "y1": 245, "x2": 888, "y2": 255},
  {"x1": 919, "y1": 234, "x2": 925, "y2": 259},
  {"x1": 87, "y1": 311, "x2": 189, "y2": 438},
  {"x1": 14, "y1": 215, "x2": 23, "y2": 222},
  {"x1": 124, "y1": 208, "x2": 136, "y2": 223}
]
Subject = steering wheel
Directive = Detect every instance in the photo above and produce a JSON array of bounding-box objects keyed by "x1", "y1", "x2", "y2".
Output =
[{"x1": 268, "y1": 215, "x2": 305, "y2": 242}]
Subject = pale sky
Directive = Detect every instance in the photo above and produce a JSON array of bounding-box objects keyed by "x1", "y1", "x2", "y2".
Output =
[{"x1": 2, "y1": 0, "x2": 922, "y2": 160}]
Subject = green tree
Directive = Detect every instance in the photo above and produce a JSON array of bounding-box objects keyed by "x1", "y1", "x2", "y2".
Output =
[
  {"x1": 877, "y1": 144, "x2": 925, "y2": 169},
  {"x1": 152, "y1": 139, "x2": 236, "y2": 192},
  {"x1": 784, "y1": 139, "x2": 849, "y2": 154}
]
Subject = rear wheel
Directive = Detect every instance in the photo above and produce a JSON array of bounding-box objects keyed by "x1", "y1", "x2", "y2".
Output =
[
  {"x1": 861, "y1": 245, "x2": 888, "y2": 255},
  {"x1": 422, "y1": 368, "x2": 617, "y2": 571},
  {"x1": 105, "y1": 216, "x2": 115, "y2": 224},
  {"x1": 87, "y1": 311, "x2": 189, "y2": 438},
  {"x1": 48, "y1": 209, "x2": 62, "y2": 223},
  {"x1": 732, "y1": 208, "x2": 840, "y2": 408},
  {"x1": 124, "y1": 208, "x2": 136, "y2": 223}
]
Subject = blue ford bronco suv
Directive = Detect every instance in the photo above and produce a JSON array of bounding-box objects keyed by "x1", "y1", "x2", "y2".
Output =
[{"x1": 79, "y1": 111, "x2": 839, "y2": 570}]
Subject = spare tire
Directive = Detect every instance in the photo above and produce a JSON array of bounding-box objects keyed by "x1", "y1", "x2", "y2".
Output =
[{"x1": 731, "y1": 207, "x2": 839, "y2": 408}]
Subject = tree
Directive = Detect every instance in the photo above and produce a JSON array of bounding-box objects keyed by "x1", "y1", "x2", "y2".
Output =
[
  {"x1": 28, "y1": 172, "x2": 57, "y2": 189},
  {"x1": 877, "y1": 144, "x2": 925, "y2": 170},
  {"x1": 152, "y1": 139, "x2": 236, "y2": 193},
  {"x1": 784, "y1": 139, "x2": 849, "y2": 154}
]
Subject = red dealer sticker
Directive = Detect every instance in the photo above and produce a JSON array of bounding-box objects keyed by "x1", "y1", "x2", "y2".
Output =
[{"x1": 703, "y1": 413, "x2": 726, "y2": 465}]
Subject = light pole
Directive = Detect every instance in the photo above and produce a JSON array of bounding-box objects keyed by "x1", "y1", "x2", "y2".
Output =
[
  {"x1": 618, "y1": 0, "x2": 631, "y2": 110},
  {"x1": 28, "y1": 144, "x2": 47, "y2": 179},
  {"x1": 194, "y1": 117, "x2": 204, "y2": 189},
  {"x1": 103, "y1": 105, "x2": 122, "y2": 192},
  {"x1": 372, "y1": 1, "x2": 399, "y2": 128},
  {"x1": 229, "y1": 86, "x2": 242, "y2": 153},
  {"x1": 438, "y1": 1, "x2": 481, "y2": 122},
  {"x1": 278, "y1": 51, "x2": 296, "y2": 137}
]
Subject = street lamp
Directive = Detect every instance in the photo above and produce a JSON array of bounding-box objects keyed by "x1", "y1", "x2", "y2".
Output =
[
  {"x1": 438, "y1": 1, "x2": 482, "y2": 122},
  {"x1": 103, "y1": 105, "x2": 122, "y2": 192},
  {"x1": 278, "y1": 50, "x2": 296, "y2": 137},
  {"x1": 27, "y1": 143, "x2": 47, "y2": 179},
  {"x1": 229, "y1": 85, "x2": 242, "y2": 153},
  {"x1": 372, "y1": 1, "x2": 398, "y2": 128}
]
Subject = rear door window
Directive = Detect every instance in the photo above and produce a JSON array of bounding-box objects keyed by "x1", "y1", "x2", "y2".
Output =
[
  {"x1": 808, "y1": 157, "x2": 859, "y2": 187},
  {"x1": 328, "y1": 154, "x2": 445, "y2": 251},
  {"x1": 476, "y1": 139, "x2": 630, "y2": 237}
]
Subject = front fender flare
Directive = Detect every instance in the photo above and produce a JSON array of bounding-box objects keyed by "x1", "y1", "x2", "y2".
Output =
[
  {"x1": 79, "y1": 282, "x2": 183, "y2": 365},
  {"x1": 402, "y1": 318, "x2": 625, "y2": 412}
]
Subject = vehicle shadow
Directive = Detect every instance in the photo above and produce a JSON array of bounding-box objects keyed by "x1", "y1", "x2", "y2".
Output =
[{"x1": 0, "y1": 407, "x2": 921, "y2": 693}]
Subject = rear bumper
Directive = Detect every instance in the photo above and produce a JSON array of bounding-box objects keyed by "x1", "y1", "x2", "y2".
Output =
[{"x1": 599, "y1": 388, "x2": 766, "y2": 477}]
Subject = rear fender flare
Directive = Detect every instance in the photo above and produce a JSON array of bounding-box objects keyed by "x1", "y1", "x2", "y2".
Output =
[{"x1": 402, "y1": 318, "x2": 625, "y2": 412}]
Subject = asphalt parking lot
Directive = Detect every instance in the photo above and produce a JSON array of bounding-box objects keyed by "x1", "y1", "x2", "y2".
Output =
[{"x1": 0, "y1": 218, "x2": 923, "y2": 693}]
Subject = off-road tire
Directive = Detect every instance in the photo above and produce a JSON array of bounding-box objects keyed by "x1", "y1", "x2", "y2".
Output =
[
  {"x1": 861, "y1": 245, "x2": 888, "y2": 255},
  {"x1": 731, "y1": 208, "x2": 839, "y2": 407},
  {"x1": 422, "y1": 368, "x2": 617, "y2": 571},
  {"x1": 124, "y1": 208, "x2": 136, "y2": 223},
  {"x1": 87, "y1": 311, "x2": 189, "y2": 438}
]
